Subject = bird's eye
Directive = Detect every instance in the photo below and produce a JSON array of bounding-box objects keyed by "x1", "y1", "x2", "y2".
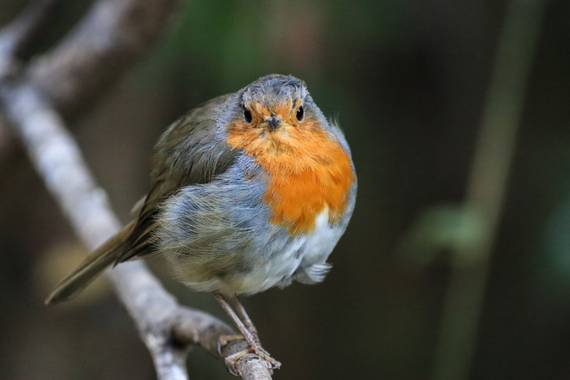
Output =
[
  {"x1": 296, "y1": 105, "x2": 304, "y2": 121},
  {"x1": 243, "y1": 108, "x2": 253, "y2": 123}
]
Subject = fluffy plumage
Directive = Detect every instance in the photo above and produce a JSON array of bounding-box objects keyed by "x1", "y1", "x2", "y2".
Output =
[{"x1": 46, "y1": 74, "x2": 356, "y2": 304}]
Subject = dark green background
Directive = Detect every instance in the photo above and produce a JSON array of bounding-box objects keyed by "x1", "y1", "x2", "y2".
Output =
[{"x1": 1, "y1": 0, "x2": 569, "y2": 379}]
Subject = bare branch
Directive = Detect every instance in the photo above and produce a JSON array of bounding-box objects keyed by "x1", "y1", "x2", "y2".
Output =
[
  {"x1": 0, "y1": 0, "x2": 277, "y2": 377},
  {"x1": 433, "y1": 1, "x2": 546, "y2": 379},
  {"x1": 0, "y1": 83, "x2": 274, "y2": 379},
  {"x1": 0, "y1": 0, "x2": 60, "y2": 77},
  {"x1": 0, "y1": 0, "x2": 181, "y2": 164},
  {"x1": 26, "y1": 0, "x2": 179, "y2": 119}
]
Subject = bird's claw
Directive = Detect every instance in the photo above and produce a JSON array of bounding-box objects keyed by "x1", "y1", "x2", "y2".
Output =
[
  {"x1": 251, "y1": 345, "x2": 281, "y2": 371},
  {"x1": 218, "y1": 334, "x2": 281, "y2": 375}
]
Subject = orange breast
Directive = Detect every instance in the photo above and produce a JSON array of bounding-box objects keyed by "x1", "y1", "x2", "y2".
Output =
[{"x1": 227, "y1": 119, "x2": 354, "y2": 234}]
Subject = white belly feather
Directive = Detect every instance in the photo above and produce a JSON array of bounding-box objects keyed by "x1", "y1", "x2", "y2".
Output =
[
  {"x1": 174, "y1": 207, "x2": 345, "y2": 296},
  {"x1": 235, "y1": 208, "x2": 342, "y2": 294}
]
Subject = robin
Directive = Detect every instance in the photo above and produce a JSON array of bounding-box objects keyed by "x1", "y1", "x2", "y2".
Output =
[{"x1": 46, "y1": 74, "x2": 357, "y2": 370}]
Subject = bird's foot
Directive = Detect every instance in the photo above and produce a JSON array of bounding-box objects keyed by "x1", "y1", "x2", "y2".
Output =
[
  {"x1": 249, "y1": 343, "x2": 281, "y2": 371},
  {"x1": 218, "y1": 334, "x2": 281, "y2": 375}
]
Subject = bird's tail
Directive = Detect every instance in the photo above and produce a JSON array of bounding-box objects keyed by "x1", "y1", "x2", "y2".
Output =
[{"x1": 44, "y1": 222, "x2": 135, "y2": 305}]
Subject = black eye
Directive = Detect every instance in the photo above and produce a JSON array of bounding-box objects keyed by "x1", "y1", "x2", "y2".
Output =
[
  {"x1": 296, "y1": 105, "x2": 304, "y2": 121},
  {"x1": 243, "y1": 108, "x2": 252, "y2": 123}
]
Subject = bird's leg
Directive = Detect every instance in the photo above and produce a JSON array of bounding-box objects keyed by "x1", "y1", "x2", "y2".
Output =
[
  {"x1": 214, "y1": 293, "x2": 281, "y2": 371},
  {"x1": 230, "y1": 297, "x2": 260, "y2": 342},
  {"x1": 214, "y1": 293, "x2": 258, "y2": 347}
]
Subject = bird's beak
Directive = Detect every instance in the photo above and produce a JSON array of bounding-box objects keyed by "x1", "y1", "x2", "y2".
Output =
[{"x1": 265, "y1": 115, "x2": 281, "y2": 132}]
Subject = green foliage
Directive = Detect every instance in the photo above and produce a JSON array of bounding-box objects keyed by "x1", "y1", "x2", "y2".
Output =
[
  {"x1": 155, "y1": 0, "x2": 270, "y2": 88},
  {"x1": 398, "y1": 205, "x2": 485, "y2": 267}
]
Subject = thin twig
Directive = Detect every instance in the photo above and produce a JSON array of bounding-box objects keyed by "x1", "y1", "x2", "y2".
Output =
[
  {"x1": 433, "y1": 1, "x2": 547, "y2": 379},
  {"x1": 0, "y1": 0, "x2": 60, "y2": 77},
  {"x1": 27, "y1": 0, "x2": 179, "y2": 119},
  {"x1": 0, "y1": 82, "x2": 273, "y2": 380},
  {"x1": 0, "y1": 0, "x2": 181, "y2": 170}
]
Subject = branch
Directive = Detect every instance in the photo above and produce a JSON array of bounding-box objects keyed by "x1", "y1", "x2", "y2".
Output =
[
  {"x1": 0, "y1": 83, "x2": 273, "y2": 380},
  {"x1": 0, "y1": 0, "x2": 59, "y2": 63},
  {"x1": 0, "y1": 0, "x2": 181, "y2": 169},
  {"x1": 0, "y1": 0, "x2": 275, "y2": 377},
  {"x1": 432, "y1": 1, "x2": 547, "y2": 379},
  {"x1": 27, "y1": 0, "x2": 179, "y2": 119}
]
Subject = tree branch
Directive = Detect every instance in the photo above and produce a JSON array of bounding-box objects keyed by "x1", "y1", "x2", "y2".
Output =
[
  {"x1": 0, "y1": 0, "x2": 181, "y2": 169},
  {"x1": 0, "y1": 83, "x2": 274, "y2": 380},
  {"x1": 0, "y1": 0, "x2": 276, "y2": 378},
  {"x1": 27, "y1": 0, "x2": 179, "y2": 119},
  {"x1": 432, "y1": 1, "x2": 546, "y2": 379},
  {"x1": 0, "y1": 0, "x2": 59, "y2": 65}
]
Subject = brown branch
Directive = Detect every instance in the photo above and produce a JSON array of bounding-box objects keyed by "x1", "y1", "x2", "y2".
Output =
[
  {"x1": 0, "y1": 0, "x2": 60, "y2": 62},
  {"x1": 27, "y1": 0, "x2": 179, "y2": 120},
  {"x1": 432, "y1": 0, "x2": 546, "y2": 379},
  {"x1": 0, "y1": 83, "x2": 274, "y2": 380},
  {"x1": 0, "y1": 0, "x2": 181, "y2": 171},
  {"x1": 0, "y1": 0, "x2": 60, "y2": 81}
]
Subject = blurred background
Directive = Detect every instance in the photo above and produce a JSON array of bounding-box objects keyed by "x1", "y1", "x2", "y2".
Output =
[{"x1": 1, "y1": 0, "x2": 569, "y2": 379}]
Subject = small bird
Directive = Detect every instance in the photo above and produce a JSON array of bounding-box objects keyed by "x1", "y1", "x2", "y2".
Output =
[{"x1": 46, "y1": 74, "x2": 357, "y2": 370}]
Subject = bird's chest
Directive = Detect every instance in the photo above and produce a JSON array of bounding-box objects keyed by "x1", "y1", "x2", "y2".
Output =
[
  {"x1": 263, "y1": 170, "x2": 346, "y2": 234},
  {"x1": 259, "y1": 144, "x2": 354, "y2": 235},
  {"x1": 227, "y1": 119, "x2": 355, "y2": 235}
]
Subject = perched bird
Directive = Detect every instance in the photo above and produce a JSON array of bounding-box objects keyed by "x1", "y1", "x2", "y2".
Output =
[{"x1": 46, "y1": 74, "x2": 357, "y2": 369}]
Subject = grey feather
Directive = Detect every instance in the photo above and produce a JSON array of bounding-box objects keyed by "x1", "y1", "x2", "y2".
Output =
[
  {"x1": 46, "y1": 74, "x2": 357, "y2": 303},
  {"x1": 45, "y1": 95, "x2": 239, "y2": 304},
  {"x1": 45, "y1": 222, "x2": 134, "y2": 304}
]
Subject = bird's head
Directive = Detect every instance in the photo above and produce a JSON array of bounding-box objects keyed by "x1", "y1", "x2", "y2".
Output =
[
  {"x1": 227, "y1": 74, "x2": 329, "y2": 157},
  {"x1": 240, "y1": 74, "x2": 309, "y2": 132}
]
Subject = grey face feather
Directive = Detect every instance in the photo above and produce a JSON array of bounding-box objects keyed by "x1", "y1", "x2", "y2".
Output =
[
  {"x1": 240, "y1": 74, "x2": 309, "y2": 113},
  {"x1": 238, "y1": 74, "x2": 335, "y2": 140}
]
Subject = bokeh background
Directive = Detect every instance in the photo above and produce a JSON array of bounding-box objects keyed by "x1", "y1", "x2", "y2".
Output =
[{"x1": 1, "y1": 0, "x2": 569, "y2": 379}]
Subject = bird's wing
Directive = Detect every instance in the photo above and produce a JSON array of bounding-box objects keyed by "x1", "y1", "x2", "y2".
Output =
[
  {"x1": 45, "y1": 95, "x2": 239, "y2": 304},
  {"x1": 117, "y1": 93, "x2": 239, "y2": 262}
]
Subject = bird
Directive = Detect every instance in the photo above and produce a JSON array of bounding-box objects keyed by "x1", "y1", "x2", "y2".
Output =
[{"x1": 45, "y1": 74, "x2": 357, "y2": 371}]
